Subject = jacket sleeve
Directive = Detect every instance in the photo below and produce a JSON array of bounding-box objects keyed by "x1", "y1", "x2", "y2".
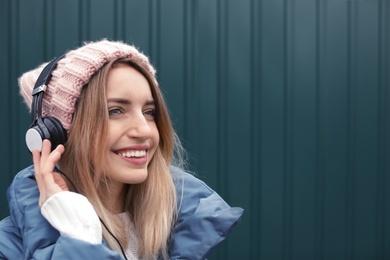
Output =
[
  {"x1": 5, "y1": 166, "x2": 123, "y2": 260},
  {"x1": 0, "y1": 216, "x2": 23, "y2": 259},
  {"x1": 169, "y1": 167, "x2": 244, "y2": 260}
]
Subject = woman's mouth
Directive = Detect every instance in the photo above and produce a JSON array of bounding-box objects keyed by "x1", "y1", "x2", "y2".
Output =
[
  {"x1": 118, "y1": 150, "x2": 147, "y2": 158},
  {"x1": 115, "y1": 149, "x2": 149, "y2": 165}
]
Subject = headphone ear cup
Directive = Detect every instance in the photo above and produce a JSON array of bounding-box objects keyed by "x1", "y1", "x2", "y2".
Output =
[
  {"x1": 25, "y1": 116, "x2": 67, "y2": 153},
  {"x1": 42, "y1": 116, "x2": 67, "y2": 150},
  {"x1": 25, "y1": 125, "x2": 45, "y2": 153}
]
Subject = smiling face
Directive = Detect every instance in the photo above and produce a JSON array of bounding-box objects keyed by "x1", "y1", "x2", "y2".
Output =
[{"x1": 104, "y1": 63, "x2": 159, "y2": 190}]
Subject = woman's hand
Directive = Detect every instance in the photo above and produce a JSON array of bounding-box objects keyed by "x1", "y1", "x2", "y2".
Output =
[{"x1": 32, "y1": 139, "x2": 68, "y2": 208}]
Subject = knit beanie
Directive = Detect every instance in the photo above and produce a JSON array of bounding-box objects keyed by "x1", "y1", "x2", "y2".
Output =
[{"x1": 19, "y1": 39, "x2": 156, "y2": 131}]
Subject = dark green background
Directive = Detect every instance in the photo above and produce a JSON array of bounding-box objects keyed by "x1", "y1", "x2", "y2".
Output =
[{"x1": 0, "y1": 0, "x2": 389, "y2": 259}]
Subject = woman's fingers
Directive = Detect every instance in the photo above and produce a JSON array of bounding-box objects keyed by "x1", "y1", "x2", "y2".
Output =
[
  {"x1": 32, "y1": 140, "x2": 66, "y2": 207},
  {"x1": 32, "y1": 149, "x2": 43, "y2": 192},
  {"x1": 40, "y1": 139, "x2": 51, "y2": 164},
  {"x1": 41, "y1": 148, "x2": 64, "y2": 192}
]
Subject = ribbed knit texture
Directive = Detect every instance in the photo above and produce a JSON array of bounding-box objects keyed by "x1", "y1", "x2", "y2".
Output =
[
  {"x1": 19, "y1": 39, "x2": 156, "y2": 131},
  {"x1": 41, "y1": 191, "x2": 102, "y2": 245}
]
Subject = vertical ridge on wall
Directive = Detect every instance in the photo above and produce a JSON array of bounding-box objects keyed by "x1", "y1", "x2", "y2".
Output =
[
  {"x1": 52, "y1": 1, "x2": 81, "y2": 56},
  {"x1": 183, "y1": 0, "x2": 192, "y2": 156},
  {"x1": 120, "y1": 0, "x2": 126, "y2": 40},
  {"x1": 158, "y1": 0, "x2": 185, "y2": 151},
  {"x1": 193, "y1": 0, "x2": 220, "y2": 207},
  {"x1": 216, "y1": 0, "x2": 228, "y2": 258},
  {"x1": 216, "y1": 0, "x2": 228, "y2": 199},
  {"x1": 90, "y1": 0, "x2": 115, "y2": 40},
  {"x1": 385, "y1": 4, "x2": 390, "y2": 259},
  {"x1": 183, "y1": 0, "x2": 188, "y2": 142},
  {"x1": 250, "y1": 0, "x2": 261, "y2": 258},
  {"x1": 43, "y1": 0, "x2": 50, "y2": 58},
  {"x1": 185, "y1": 0, "x2": 198, "y2": 171},
  {"x1": 354, "y1": 2, "x2": 380, "y2": 258},
  {"x1": 315, "y1": 0, "x2": 324, "y2": 258},
  {"x1": 148, "y1": 0, "x2": 160, "y2": 69},
  {"x1": 113, "y1": 0, "x2": 121, "y2": 40},
  {"x1": 10, "y1": 0, "x2": 22, "y2": 174},
  {"x1": 0, "y1": 0, "x2": 12, "y2": 218},
  {"x1": 292, "y1": 0, "x2": 319, "y2": 256},
  {"x1": 376, "y1": 2, "x2": 385, "y2": 258},
  {"x1": 346, "y1": 1, "x2": 357, "y2": 258},
  {"x1": 283, "y1": 0, "x2": 294, "y2": 258},
  {"x1": 225, "y1": 0, "x2": 252, "y2": 258},
  {"x1": 259, "y1": 0, "x2": 286, "y2": 258},
  {"x1": 79, "y1": 0, "x2": 90, "y2": 40},
  {"x1": 123, "y1": 1, "x2": 150, "y2": 54},
  {"x1": 322, "y1": 2, "x2": 350, "y2": 258}
]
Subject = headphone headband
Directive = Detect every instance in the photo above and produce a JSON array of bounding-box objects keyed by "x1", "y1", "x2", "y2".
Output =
[
  {"x1": 30, "y1": 55, "x2": 64, "y2": 122},
  {"x1": 26, "y1": 55, "x2": 67, "y2": 152}
]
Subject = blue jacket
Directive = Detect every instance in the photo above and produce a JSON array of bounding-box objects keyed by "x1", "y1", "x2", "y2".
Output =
[{"x1": 0, "y1": 166, "x2": 243, "y2": 259}]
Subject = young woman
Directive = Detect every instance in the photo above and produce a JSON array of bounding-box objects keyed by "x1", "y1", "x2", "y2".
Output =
[{"x1": 0, "y1": 40, "x2": 243, "y2": 259}]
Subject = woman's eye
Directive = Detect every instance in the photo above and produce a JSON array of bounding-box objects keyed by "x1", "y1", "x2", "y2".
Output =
[
  {"x1": 144, "y1": 109, "x2": 156, "y2": 119},
  {"x1": 108, "y1": 108, "x2": 123, "y2": 116}
]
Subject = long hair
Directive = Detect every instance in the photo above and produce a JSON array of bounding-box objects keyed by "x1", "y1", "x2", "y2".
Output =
[{"x1": 59, "y1": 56, "x2": 179, "y2": 259}]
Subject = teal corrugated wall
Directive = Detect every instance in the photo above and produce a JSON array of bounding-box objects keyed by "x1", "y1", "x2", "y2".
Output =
[{"x1": 0, "y1": 0, "x2": 389, "y2": 259}]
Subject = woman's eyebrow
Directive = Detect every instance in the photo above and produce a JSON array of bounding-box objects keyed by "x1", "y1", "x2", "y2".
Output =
[
  {"x1": 107, "y1": 98, "x2": 155, "y2": 106},
  {"x1": 145, "y1": 100, "x2": 156, "y2": 106},
  {"x1": 107, "y1": 98, "x2": 130, "y2": 104}
]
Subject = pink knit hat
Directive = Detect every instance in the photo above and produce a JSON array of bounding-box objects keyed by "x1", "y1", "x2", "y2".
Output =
[{"x1": 19, "y1": 39, "x2": 156, "y2": 131}]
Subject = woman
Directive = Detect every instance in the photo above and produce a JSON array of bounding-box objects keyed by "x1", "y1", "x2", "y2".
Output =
[{"x1": 0, "y1": 40, "x2": 243, "y2": 259}]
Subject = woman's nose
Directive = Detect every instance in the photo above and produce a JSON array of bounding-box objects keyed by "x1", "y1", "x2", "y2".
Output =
[{"x1": 126, "y1": 114, "x2": 152, "y2": 138}]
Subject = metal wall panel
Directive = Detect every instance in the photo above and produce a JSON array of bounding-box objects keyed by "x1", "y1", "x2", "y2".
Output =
[
  {"x1": 0, "y1": 0, "x2": 12, "y2": 221},
  {"x1": 0, "y1": 0, "x2": 389, "y2": 259}
]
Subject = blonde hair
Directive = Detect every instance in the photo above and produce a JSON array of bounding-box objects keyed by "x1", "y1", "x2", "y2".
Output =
[{"x1": 59, "y1": 57, "x2": 179, "y2": 259}]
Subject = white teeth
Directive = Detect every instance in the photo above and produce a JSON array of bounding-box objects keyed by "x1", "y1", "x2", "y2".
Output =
[{"x1": 119, "y1": 150, "x2": 146, "y2": 158}]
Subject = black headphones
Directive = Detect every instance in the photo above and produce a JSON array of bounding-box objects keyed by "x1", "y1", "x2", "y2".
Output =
[{"x1": 25, "y1": 55, "x2": 68, "y2": 152}]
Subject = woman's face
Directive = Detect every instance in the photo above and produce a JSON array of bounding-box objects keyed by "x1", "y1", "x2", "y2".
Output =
[{"x1": 104, "y1": 64, "x2": 159, "y2": 189}]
